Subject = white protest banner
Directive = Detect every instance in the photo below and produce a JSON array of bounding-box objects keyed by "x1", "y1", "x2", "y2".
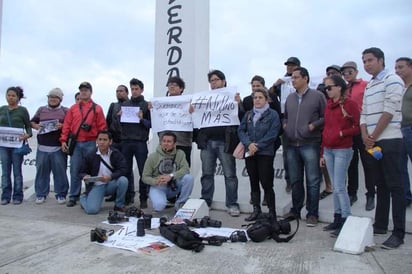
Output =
[
  {"x1": 280, "y1": 77, "x2": 295, "y2": 113},
  {"x1": 120, "y1": 106, "x2": 140, "y2": 123},
  {"x1": 191, "y1": 86, "x2": 239, "y2": 129},
  {"x1": 0, "y1": 126, "x2": 24, "y2": 148},
  {"x1": 151, "y1": 94, "x2": 193, "y2": 133}
]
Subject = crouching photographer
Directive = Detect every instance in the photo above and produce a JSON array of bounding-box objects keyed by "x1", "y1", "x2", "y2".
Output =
[
  {"x1": 79, "y1": 130, "x2": 128, "y2": 214},
  {"x1": 142, "y1": 132, "x2": 194, "y2": 211}
]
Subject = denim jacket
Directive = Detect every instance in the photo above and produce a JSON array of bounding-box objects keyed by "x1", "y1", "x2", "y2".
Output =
[{"x1": 237, "y1": 109, "x2": 280, "y2": 156}]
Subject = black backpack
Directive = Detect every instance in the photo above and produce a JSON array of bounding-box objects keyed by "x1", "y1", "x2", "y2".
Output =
[
  {"x1": 246, "y1": 216, "x2": 299, "y2": 243},
  {"x1": 159, "y1": 223, "x2": 205, "y2": 252}
]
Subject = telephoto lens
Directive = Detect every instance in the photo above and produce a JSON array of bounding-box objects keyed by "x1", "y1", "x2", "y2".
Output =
[{"x1": 136, "y1": 218, "x2": 145, "y2": 237}]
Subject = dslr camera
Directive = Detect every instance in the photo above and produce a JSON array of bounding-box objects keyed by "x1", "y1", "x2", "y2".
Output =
[
  {"x1": 90, "y1": 227, "x2": 112, "y2": 243},
  {"x1": 107, "y1": 210, "x2": 129, "y2": 224},
  {"x1": 167, "y1": 179, "x2": 177, "y2": 191},
  {"x1": 80, "y1": 123, "x2": 91, "y2": 132},
  {"x1": 184, "y1": 216, "x2": 222, "y2": 228}
]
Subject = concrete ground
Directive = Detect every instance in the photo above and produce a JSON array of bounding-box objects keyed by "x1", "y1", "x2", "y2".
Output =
[{"x1": 0, "y1": 194, "x2": 411, "y2": 274}]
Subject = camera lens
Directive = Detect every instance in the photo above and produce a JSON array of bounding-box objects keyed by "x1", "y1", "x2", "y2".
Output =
[
  {"x1": 143, "y1": 214, "x2": 152, "y2": 229},
  {"x1": 136, "y1": 218, "x2": 145, "y2": 237}
]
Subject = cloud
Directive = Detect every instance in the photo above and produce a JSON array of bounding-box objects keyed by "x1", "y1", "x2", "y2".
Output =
[{"x1": 0, "y1": 0, "x2": 411, "y2": 117}]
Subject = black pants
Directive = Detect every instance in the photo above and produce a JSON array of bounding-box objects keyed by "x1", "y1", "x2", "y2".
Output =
[
  {"x1": 364, "y1": 138, "x2": 406, "y2": 239},
  {"x1": 347, "y1": 134, "x2": 375, "y2": 197},
  {"x1": 245, "y1": 154, "x2": 275, "y2": 210}
]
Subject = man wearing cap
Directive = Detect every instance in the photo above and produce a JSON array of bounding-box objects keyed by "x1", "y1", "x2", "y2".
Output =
[
  {"x1": 341, "y1": 61, "x2": 371, "y2": 208},
  {"x1": 60, "y1": 82, "x2": 107, "y2": 207},
  {"x1": 31, "y1": 88, "x2": 70, "y2": 204},
  {"x1": 271, "y1": 57, "x2": 301, "y2": 193}
]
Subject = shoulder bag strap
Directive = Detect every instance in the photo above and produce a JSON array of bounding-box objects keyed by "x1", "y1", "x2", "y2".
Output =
[
  {"x1": 74, "y1": 103, "x2": 96, "y2": 137},
  {"x1": 99, "y1": 155, "x2": 114, "y2": 173}
]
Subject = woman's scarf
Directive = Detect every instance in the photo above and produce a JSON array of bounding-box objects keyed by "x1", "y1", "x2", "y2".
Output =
[{"x1": 252, "y1": 103, "x2": 269, "y2": 125}]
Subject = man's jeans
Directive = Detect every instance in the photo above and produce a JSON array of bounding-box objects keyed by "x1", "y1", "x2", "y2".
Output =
[
  {"x1": 69, "y1": 141, "x2": 96, "y2": 201},
  {"x1": 200, "y1": 140, "x2": 239, "y2": 208},
  {"x1": 0, "y1": 147, "x2": 24, "y2": 202},
  {"x1": 286, "y1": 143, "x2": 322, "y2": 218},
  {"x1": 401, "y1": 126, "x2": 412, "y2": 203},
  {"x1": 324, "y1": 148, "x2": 353, "y2": 218},
  {"x1": 34, "y1": 149, "x2": 69, "y2": 199},
  {"x1": 121, "y1": 140, "x2": 148, "y2": 202},
  {"x1": 149, "y1": 174, "x2": 194, "y2": 211},
  {"x1": 80, "y1": 176, "x2": 128, "y2": 214}
]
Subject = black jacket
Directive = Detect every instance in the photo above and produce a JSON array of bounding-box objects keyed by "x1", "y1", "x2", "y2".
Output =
[{"x1": 79, "y1": 147, "x2": 128, "y2": 180}]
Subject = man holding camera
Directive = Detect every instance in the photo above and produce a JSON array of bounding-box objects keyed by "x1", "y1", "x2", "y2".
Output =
[
  {"x1": 142, "y1": 132, "x2": 194, "y2": 212},
  {"x1": 79, "y1": 130, "x2": 128, "y2": 214},
  {"x1": 60, "y1": 82, "x2": 107, "y2": 207}
]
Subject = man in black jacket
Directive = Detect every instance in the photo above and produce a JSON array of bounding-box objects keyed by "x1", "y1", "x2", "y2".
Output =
[{"x1": 79, "y1": 130, "x2": 128, "y2": 214}]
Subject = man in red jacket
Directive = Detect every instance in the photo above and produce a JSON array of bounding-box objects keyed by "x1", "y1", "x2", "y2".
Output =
[{"x1": 60, "y1": 82, "x2": 107, "y2": 207}]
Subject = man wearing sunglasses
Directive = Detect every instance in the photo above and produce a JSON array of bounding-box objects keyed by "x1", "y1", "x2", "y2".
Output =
[{"x1": 340, "y1": 61, "x2": 371, "y2": 209}]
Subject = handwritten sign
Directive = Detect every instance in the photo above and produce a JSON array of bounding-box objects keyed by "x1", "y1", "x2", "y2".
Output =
[
  {"x1": 191, "y1": 86, "x2": 239, "y2": 128},
  {"x1": 120, "y1": 106, "x2": 140, "y2": 123},
  {"x1": 280, "y1": 77, "x2": 295, "y2": 113},
  {"x1": 150, "y1": 95, "x2": 193, "y2": 133},
  {"x1": 0, "y1": 126, "x2": 24, "y2": 148}
]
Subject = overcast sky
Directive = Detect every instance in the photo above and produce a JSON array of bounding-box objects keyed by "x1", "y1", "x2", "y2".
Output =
[{"x1": 0, "y1": 0, "x2": 411, "y2": 116}]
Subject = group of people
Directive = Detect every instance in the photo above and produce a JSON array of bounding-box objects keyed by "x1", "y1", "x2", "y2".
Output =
[{"x1": 0, "y1": 47, "x2": 410, "y2": 250}]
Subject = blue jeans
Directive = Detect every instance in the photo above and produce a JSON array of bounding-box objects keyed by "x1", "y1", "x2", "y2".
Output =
[
  {"x1": 34, "y1": 149, "x2": 69, "y2": 199},
  {"x1": 0, "y1": 147, "x2": 24, "y2": 202},
  {"x1": 286, "y1": 143, "x2": 322, "y2": 218},
  {"x1": 401, "y1": 126, "x2": 412, "y2": 203},
  {"x1": 80, "y1": 176, "x2": 128, "y2": 214},
  {"x1": 69, "y1": 141, "x2": 96, "y2": 200},
  {"x1": 121, "y1": 140, "x2": 148, "y2": 202},
  {"x1": 200, "y1": 140, "x2": 239, "y2": 208},
  {"x1": 324, "y1": 148, "x2": 353, "y2": 218},
  {"x1": 149, "y1": 174, "x2": 194, "y2": 211}
]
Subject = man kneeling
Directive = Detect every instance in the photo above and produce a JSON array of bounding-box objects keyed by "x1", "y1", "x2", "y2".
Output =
[
  {"x1": 143, "y1": 132, "x2": 194, "y2": 211},
  {"x1": 79, "y1": 130, "x2": 128, "y2": 214}
]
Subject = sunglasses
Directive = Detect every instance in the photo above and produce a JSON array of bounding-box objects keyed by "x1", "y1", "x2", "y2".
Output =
[
  {"x1": 325, "y1": 85, "x2": 337, "y2": 91},
  {"x1": 342, "y1": 70, "x2": 354, "y2": 76}
]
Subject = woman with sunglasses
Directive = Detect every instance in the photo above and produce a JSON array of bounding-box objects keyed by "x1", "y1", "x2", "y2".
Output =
[
  {"x1": 238, "y1": 88, "x2": 280, "y2": 221},
  {"x1": 0, "y1": 86, "x2": 32, "y2": 205},
  {"x1": 320, "y1": 75, "x2": 360, "y2": 236}
]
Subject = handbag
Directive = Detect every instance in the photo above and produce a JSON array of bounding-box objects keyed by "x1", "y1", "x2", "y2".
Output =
[
  {"x1": 14, "y1": 140, "x2": 32, "y2": 156},
  {"x1": 66, "y1": 133, "x2": 77, "y2": 156},
  {"x1": 232, "y1": 142, "x2": 245, "y2": 159}
]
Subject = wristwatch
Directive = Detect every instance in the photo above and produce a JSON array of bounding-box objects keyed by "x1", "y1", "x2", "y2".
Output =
[{"x1": 169, "y1": 173, "x2": 174, "y2": 178}]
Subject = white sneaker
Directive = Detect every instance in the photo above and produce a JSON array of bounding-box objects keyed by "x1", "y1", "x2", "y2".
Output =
[
  {"x1": 228, "y1": 206, "x2": 240, "y2": 217},
  {"x1": 57, "y1": 197, "x2": 66, "y2": 205},
  {"x1": 35, "y1": 197, "x2": 45, "y2": 204}
]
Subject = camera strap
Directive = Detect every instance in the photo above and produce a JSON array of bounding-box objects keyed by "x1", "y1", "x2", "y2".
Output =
[
  {"x1": 99, "y1": 155, "x2": 114, "y2": 173},
  {"x1": 73, "y1": 103, "x2": 96, "y2": 138}
]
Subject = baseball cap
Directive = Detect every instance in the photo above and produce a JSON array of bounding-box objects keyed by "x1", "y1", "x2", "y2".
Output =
[
  {"x1": 284, "y1": 57, "x2": 301, "y2": 66},
  {"x1": 341, "y1": 61, "x2": 358, "y2": 71},
  {"x1": 78, "y1": 81, "x2": 92, "y2": 91},
  {"x1": 326, "y1": 65, "x2": 341, "y2": 73},
  {"x1": 47, "y1": 88, "x2": 64, "y2": 100}
]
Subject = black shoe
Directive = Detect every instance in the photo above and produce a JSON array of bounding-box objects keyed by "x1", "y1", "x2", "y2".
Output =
[
  {"x1": 381, "y1": 235, "x2": 404, "y2": 249},
  {"x1": 349, "y1": 195, "x2": 358, "y2": 206},
  {"x1": 330, "y1": 228, "x2": 341, "y2": 238},
  {"x1": 66, "y1": 200, "x2": 76, "y2": 207},
  {"x1": 140, "y1": 199, "x2": 148, "y2": 209},
  {"x1": 105, "y1": 195, "x2": 116, "y2": 202},
  {"x1": 365, "y1": 196, "x2": 375, "y2": 211},
  {"x1": 373, "y1": 227, "x2": 387, "y2": 235}
]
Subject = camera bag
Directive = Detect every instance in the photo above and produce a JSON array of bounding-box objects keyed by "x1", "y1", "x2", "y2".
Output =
[
  {"x1": 246, "y1": 216, "x2": 299, "y2": 243},
  {"x1": 159, "y1": 223, "x2": 205, "y2": 252}
]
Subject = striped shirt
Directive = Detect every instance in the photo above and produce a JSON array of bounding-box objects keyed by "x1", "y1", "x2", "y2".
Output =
[{"x1": 360, "y1": 69, "x2": 404, "y2": 141}]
